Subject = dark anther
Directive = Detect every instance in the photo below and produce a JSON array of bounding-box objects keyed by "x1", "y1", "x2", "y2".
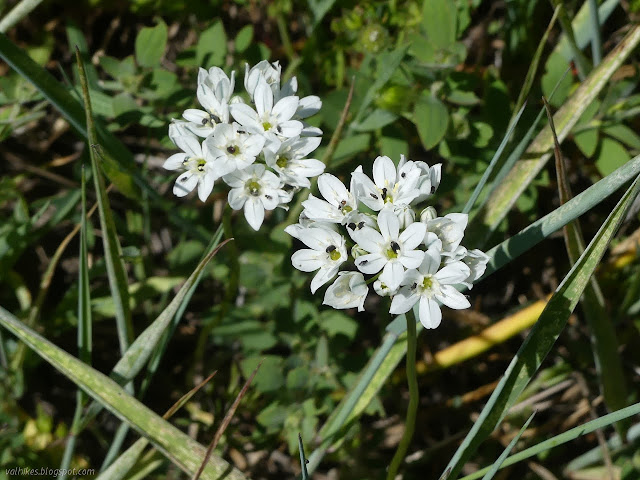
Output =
[
  {"x1": 210, "y1": 113, "x2": 221, "y2": 123},
  {"x1": 370, "y1": 193, "x2": 378, "y2": 199},
  {"x1": 390, "y1": 241, "x2": 400, "y2": 253},
  {"x1": 238, "y1": 129, "x2": 246, "y2": 134},
  {"x1": 276, "y1": 125, "x2": 283, "y2": 133},
  {"x1": 265, "y1": 195, "x2": 272, "y2": 200},
  {"x1": 357, "y1": 221, "x2": 365, "y2": 229},
  {"x1": 183, "y1": 156, "x2": 189, "y2": 164},
  {"x1": 227, "y1": 146, "x2": 236, "y2": 154},
  {"x1": 201, "y1": 118, "x2": 208, "y2": 125},
  {"x1": 411, "y1": 283, "x2": 417, "y2": 289},
  {"x1": 381, "y1": 187, "x2": 387, "y2": 200},
  {"x1": 401, "y1": 172, "x2": 406, "y2": 178},
  {"x1": 197, "y1": 165, "x2": 205, "y2": 172},
  {"x1": 326, "y1": 245, "x2": 337, "y2": 253},
  {"x1": 430, "y1": 186, "x2": 436, "y2": 194},
  {"x1": 348, "y1": 223, "x2": 356, "y2": 230},
  {"x1": 338, "y1": 199, "x2": 347, "y2": 210}
]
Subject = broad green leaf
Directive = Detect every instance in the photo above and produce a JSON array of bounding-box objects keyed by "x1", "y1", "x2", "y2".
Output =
[
  {"x1": 422, "y1": 0, "x2": 457, "y2": 49},
  {"x1": 352, "y1": 108, "x2": 398, "y2": 132},
  {"x1": 240, "y1": 355, "x2": 284, "y2": 393},
  {"x1": 474, "y1": 25, "x2": 640, "y2": 235},
  {"x1": 0, "y1": 307, "x2": 245, "y2": 480},
  {"x1": 574, "y1": 128, "x2": 599, "y2": 157},
  {"x1": 414, "y1": 95, "x2": 449, "y2": 150},
  {"x1": 77, "y1": 50, "x2": 133, "y2": 356},
  {"x1": 595, "y1": 138, "x2": 630, "y2": 176},
  {"x1": 197, "y1": 20, "x2": 226, "y2": 67},
  {"x1": 541, "y1": 52, "x2": 573, "y2": 108},
  {"x1": 550, "y1": 0, "x2": 592, "y2": 80},
  {"x1": 442, "y1": 172, "x2": 640, "y2": 480},
  {"x1": 604, "y1": 124, "x2": 640, "y2": 149},
  {"x1": 459, "y1": 401, "x2": 640, "y2": 480},
  {"x1": 234, "y1": 25, "x2": 253, "y2": 53},
  {"x1": 380, "y1": 136, "x2": 408, "y2": 161},
  {"x1": 135, "y1": 19, "x2": 168, "y2": 68}
]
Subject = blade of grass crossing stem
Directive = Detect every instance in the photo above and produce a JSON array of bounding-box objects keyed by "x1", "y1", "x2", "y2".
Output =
[
  {"x1": 544, "y1": 98, "x2": 629, "y2": 431},
  {"x1": 140, "y1": 224, "x2": 225, "y2": 396},
  {"x1": 299, "y1": 434, "x2": 309, "y2": 480},
  {"x1": 0, "y1": 306, "x2": 246, "y2": 480},
  {"x1": 285, "y1": 79, "x2": 355, "y2": 224},
  {"x1": 80, "y1": 237, "x2": 233, "y2": 430},
  {"x1": 193, "y1": 362, "x2": 261, "y2": 480},
  {"x1": 76, "y1": 48, "x2": 133, "y2": 355},
  {"x1": 512, "y1": 5, "x2": 560, "y2": 117},
  {"x1": 96, "y1": 372, "x2": 218, "y2": 480},
  {"x1": 0, "y1": 33, "x2": 210, "y2": 242},
  {"x1": 473, "y1": 25, "x2": 640, "y2": 240},
  {"x1": 463, "y1": 102, "x2": 527, "y2": 215},
  {"x1": 310, "y1": 154, "x2": 640, "y2": 472},
  {"x1": 588, "y1": 0, "x2": 603, "y2": 65},
  {"x1": 441, "y1": 173, "x2": 640, "y2": 480},
  {"x1": 58, "y1": 166, "x2": 93, "y2": 479},
  {"x1": 481, "y1": 412, "x2": 536, "y2": 480},
  {"x1": 550, "y1": 0, "x2": 592, "y2": 80},
  {"x1": 460, "y1": 402, "x2": 640, "y2": 480}
]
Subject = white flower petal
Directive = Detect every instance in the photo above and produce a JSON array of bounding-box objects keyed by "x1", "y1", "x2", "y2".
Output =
[
  {"x1": 311, "y1": 264, "x2": 339, "y2": 293},
  {"x1": 173, "y1": 172, "x2": 198, "y2": 197},
  {"x1": 164, "y1": 153, "x2": 186, "y2": 170},
  {"x1": 244, "y1": 197, "x2": 265, "y2": 230},
  {"x1": 197, "y1": 173, "x2": 215, "y2": 202},
  {"x1": 272, "y1": 96, "x2": 299, "y2": 121},
  {"x1": 278, "y1": 120, "x2": 303, "y2": 137},
  {"x1": 229, "y1": 103, "x2": 261, "y2": 130},
  {"x1": 254, "y1": 78, "x2": 273, "y2": 117},
  {"x1": 292, "y1": 249, "x2": 325, "y2": 272},
  {"x1": 373, "y1": 156, "x2": 396, "y2": 187},
  {"x1": 399, "y1": 250, "x2": 424, "y2": 270},
  {"x1": 437, "y1": 286, "x2": 471, "y2": 310},
  {"x1": 355, "y1": 253, "x2": 386, "y2": 274},
  {"x1": 378, "y1": 209, "x2": 399, "y2": 241},
  {"x1": 399, "y1": 222, "x2": 427, "y2": 250},
  {"x1": 419, "y1": 297, "x2": 442, "y2": 329},
  {"x1": 435, "y1": 262, "x2": 471, "y2": 285},
  {"x1": 352, "y1": 226, "x2": 384, "y2": 253},
  {"x1": 380, "y1": 260, "x2": 405, "y2": 291},
  {"x1": 389, "y1": 288, "x2": 419, "y2": 314}
]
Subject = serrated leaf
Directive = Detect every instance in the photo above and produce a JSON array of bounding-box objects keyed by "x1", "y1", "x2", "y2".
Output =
[{"x1": 135, "y1": 19, "x2": 168, "y2": 68}]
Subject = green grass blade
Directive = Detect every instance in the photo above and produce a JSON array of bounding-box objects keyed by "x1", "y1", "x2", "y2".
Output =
[
  {"x1": 512, "y1": 6, "x2": 560, "y2": 118},
  {"x1": 441, "y1": 172, "x2": 640, "y2": 480},
  {"x1": 544, "y1": 99, "x2": 628, "y2": 428},
  {"x1": 0, "y1": 0, "x2": 43, "y2": 33},
  {"x1": 58, "y1": 165, "x2": 93, "y2": 479},
  {"x1": 472, "y1": 25, "x2": 640, "y2": 237},
  {"x1": 76, "y1": 48, "x2": 133, "y2": 355},
  {"x1": 459, "y1": 403, "x2": 640, "y2": 480},
  {"x1": 0, "y1": 306, "x2": 246, "y2": 480},
  {"x1": 481, "y1": 412, "x2": 536, "y2": 480},
  {"x1": 298, "y1": 434, "x2": 309, "y2": 480},
  {"x1": 587, "y1": 0, "x2": 603, "y2": 65},
  {"x1": 463, "y1": 103, "x2": 527, "y2": 215}
]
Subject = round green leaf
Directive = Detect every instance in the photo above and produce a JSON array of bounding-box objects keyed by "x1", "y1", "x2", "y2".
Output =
[{"x1": 135, "y1": 19, "x2": 168, "y2": 68}]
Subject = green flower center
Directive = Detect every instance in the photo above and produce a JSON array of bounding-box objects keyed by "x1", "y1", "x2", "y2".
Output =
[
  {"x1": 196, "y1": 159, "x2": 206, "y2": 172},
  {"x1": 247, "y1": 180, "x2": 261, "y2": 196},
  {"x1": 329, "y1": 250, "x2": 342, "y2": 261},
  {"x1": 342, "y1": 205, "x2": 353, "y2": 213},
  {"x1": 386, "y1": 241, "x2": 401, "y2": 259},
  {"x1": 276, "y1": 156, "x2": 288, "y2": 168},
  {"x1": 422, "y1": 276, "x2": 433, "y2": 290},
  {"x1": 262, "y1": 121, "x2": 272, "y2": 131}
]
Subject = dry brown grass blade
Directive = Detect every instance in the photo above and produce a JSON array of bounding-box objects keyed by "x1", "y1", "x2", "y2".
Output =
[
  {"x1": 164, "y1": 371, "x2": 217, "y2": 420},
  {"x1": 192, "y1": 361, "x2": 262, "y2": 480}
]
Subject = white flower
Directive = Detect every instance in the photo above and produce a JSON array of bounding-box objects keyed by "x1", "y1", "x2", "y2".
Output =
[
  {"x1": 182, "y1": 83, "x2": 231, "y2": 137},
  {"x1": 245, "y1": 61, "x2": 282, "y2": 99},
  {"x1": 390, "y1": 248, "x2": 471, "y2": 329},
  {"x1": 302, "y1": 173, "x2": 359, "y2": 224},
  {"x1": 352, "y1": 208, "x2": 426, "y2": 291},
  {"x1": 264, "y1": 136, "x2": 324, "y2": 188},
  {"x1": 163, "y1": 123, "x2": 219, "y2": 201},
  {"x1": 352, "y1": 156, "x2": 421, "y2": 211},
  {"x1": 374, "y1": 279, "x2": 398, "y2": 297},
  {"x1": 290, "y1": 226, "x2": 347, "y2": 293},
  {"x1": 398, "y1": 156, "x2": 442, "y2": 203},
  {"x1": 197, "y1": 67, "x2": 235, "y2": 103},
  {"x1": 230, "y1": 77, "x2": 303, "y2": 149},
  {"x1": 460, "y1": 249, "x2": 489, "y2": 288},
  {"x1": 425, "y1": 213, "x2": 468, "y2": 253},
  {"x1": 205, "y1": 123, "x2": 265, "y2": 175},
  {"x1": 323, "y1": 272, "x2": 368, "y2": 311},
  {"x1": 224, "y1": 164, "x2": 285, "y2": 231}
]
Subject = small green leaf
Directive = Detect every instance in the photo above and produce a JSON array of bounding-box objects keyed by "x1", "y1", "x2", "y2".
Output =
[
  {"x1": 541, "y1": 52, "x2": 573, "y2": 108},
  {"x1": 135, "y1": 19, "x2": 168, "y2": 68},
  {"x1": 197, "y1": 21, "x2": 227, "y2": 67},
  {"x1": 603, "y1": 124, "x2": 640, "y2": 150},
  {"x1": 234, "y1": 25, "x2": 253, "y2": 54},
  {"x1": 595, "y1": 138, "x2": 630, "y2": 176},
  {"x1": 318, "y1": 311, "x2": 358, "y2": 340},
  {"x1": 352, "y1": 108, "x2": 398, "y2": 132},
  {"x1": 413, "y1": 95, "x2": 449, "y2": 150},
  {"x1": 422, "y1": 0, "x2": 457, "y2": 49},
  {"x1": 240, "y1": 356, "x2": 284, "y2": 393},
  {"x1": 574, "y1": 128, "x2": 599, "y2": 157}
]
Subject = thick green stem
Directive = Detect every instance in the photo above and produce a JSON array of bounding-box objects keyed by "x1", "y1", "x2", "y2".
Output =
[{"x1": 386, "y1": 311, "x2": 419, "y2": 479}]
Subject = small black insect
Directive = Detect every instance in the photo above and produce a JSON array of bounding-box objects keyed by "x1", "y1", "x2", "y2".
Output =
[
  {"x1": 338, "y1": 199, "x2": 347, "y2": 210},
  {"x1": 390, "y1": 241, "x2": 400, "y2": 253},
  {"x1": 276, "y1": 125, "x2": 283, "y2": 134},
  {"x1": 370, "y1": 193, "x2": 379, "y2": 200},
  {"x1": 430, "y1": 186, "x2": 436, "y2": 194},
  {"x1": 348, "y1": 222, "x2": 356, "y2": 230},
  {"x1": 359, "y1": 259, "x2": 368, "y2": 265},
  {"x1": 381, "y1": 187, "x2": 388, "y2": 200},
  {"x1": 326, "y1": 245, "x2": 337, "y2": 253},
  {"x1": 265, "y1": 195, "x2": 272, "y2": 200},
  {"x1": 210, "y1": 113, "x2": 221, "y2": 124},
  {"x1": 227, "y1": 146, "x2": 236, "y2": 154},
  {"x1": 201, "y1": 118, "x2": 208, "y2": 125},
  {"x1": 357, "y1": 221, "x2": 365, "y2": 229}
]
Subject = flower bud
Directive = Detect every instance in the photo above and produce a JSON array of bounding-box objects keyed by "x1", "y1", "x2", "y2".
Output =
[
  {"x1": 374, "y1": 280, "x2": 398, "y2": 297},
  {"x1": 396, "y1": 205, "x2": 416, "y2": 229},
  {"x1": 420, "y1": 206, "x2": 437, "y2": 223},
  {"x1": 230, "y1": 95, "x2": 245, "y2": 104}
]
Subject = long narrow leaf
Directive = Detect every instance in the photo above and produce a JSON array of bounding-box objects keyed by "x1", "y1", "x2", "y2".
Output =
[
  {"x1": 473, "y1": 25, "x2": 640, "y2": 236},
  {"x1": 0, "y1": 307, "x2": 246, "y2": 480},
  {"x1": 77, "y1": 49, "x2": 133, "y2": 355},
  {"x1": 441, "y1": 172, "x2": 640, "y2": 479},
  {"x1": 459, "y1": 403, "x2": 640, "y2": 480},
  {"x1": 481, "y1": 412, "x2": 536, "y2": 480}
]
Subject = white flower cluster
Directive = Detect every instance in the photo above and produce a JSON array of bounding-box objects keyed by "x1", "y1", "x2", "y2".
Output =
[
  {"x1": 285, "y1": 155, "x2": 490, "y2": 329},
  {"x1": 164, "y1": 61, "x2": 324, "y2": 230}
]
